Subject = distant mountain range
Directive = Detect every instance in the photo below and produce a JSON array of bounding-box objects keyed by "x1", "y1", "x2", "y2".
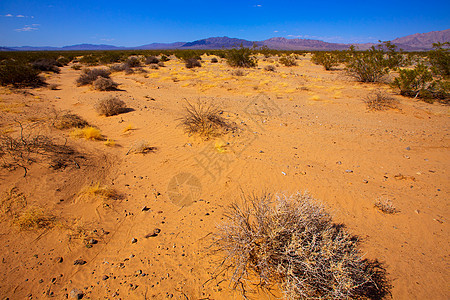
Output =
[{"x1": 2, "y1": 29, "x2": 449, "y2": 51}]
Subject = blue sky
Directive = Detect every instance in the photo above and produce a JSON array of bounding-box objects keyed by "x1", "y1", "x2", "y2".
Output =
[{"x1": 1, "y1": 0, "x2": 449, "y2": 47}]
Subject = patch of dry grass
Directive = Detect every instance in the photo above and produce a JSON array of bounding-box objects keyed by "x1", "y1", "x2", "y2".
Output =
[
  {"x1": 13, "y1": 207, "x2": 56, "y2": 230},
  {"x1": 70, "y1": 126, "x2": 103, "y2": 140},
  {"x1": 180, "y1": 101, "x2": 233, "y2": 139},
  {"x1": 374, "y1": 197, "x2": 399, "y2": 214},
  {"x1": 365, "y1": 90, "x2": 399, "y2": 111},
  {"x1": 213, "y1": 192, "x2": 391, "y2": 299},
  {"x1": 81, "y1": 182, "x2": 120, "y2": 200},
  {"x1": 53, "y1": 112, "x2": 89, "y2": 129}
]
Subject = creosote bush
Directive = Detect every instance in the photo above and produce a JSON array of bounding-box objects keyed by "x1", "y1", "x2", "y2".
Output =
[
  {"x1": 95, "y1": 95, "x2": 127, "y2": 116},
  {"x1": 76, "y1": 68, "x2": 111, "y2": 86},
  {"x1": 93, "y1": 77, "x2": 118, "y2": 91},
  {"x1": 346, "y1": 46, "x2": 390, "y2": 83},
  {"x1": 311, "y1": 52, "x2": 339, "y2": 70},
  {"x1": 211, "y1": 57, "x2": 219, "y2": 63},
  {"x1": 0, "y1": 60, "x2": 44, "y2": 88},
  {"x1": 31, "y1": 58, "x2": 61, "y2": 73},
  {"x1": 391, "y1": 64, "x2": 449, "y2": 102},
  {"x1": 226, "y1": 45, "x2": 257, "y2": 68},
  {"x1": 428, "y1": 42, "x2": 450, "y2": 77},
  {"x1": 214, "y1": 193, "x2": 391, "y2": 299},
  {"x1": 279, "y1": 55, "x2": 297, "y2": 67}
]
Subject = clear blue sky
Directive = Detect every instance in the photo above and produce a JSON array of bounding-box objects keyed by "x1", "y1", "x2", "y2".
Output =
[{"x1": 1, "y1": 0, "x2": 449, "y2": 47}]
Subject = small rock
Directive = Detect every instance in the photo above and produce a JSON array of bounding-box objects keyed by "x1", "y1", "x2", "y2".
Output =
[
  {"x1": 73, "y1": 259, "x2": 86, "y2": 265},
  {"x1": 406, "y1": 146, "x2": 411, "y2": 150},
  {"x1": 131, "y1": 238, "x2": 138, "y2": 244},
  {"x1": 336, "y1": 161, "x2": 342, "y2": 165},
  {"x1": 281, "y1": 171, "x2": 287, "y2": 176},
  {"x1": 259, "y1": 150, "x2": 264, "y2": 153},
  {"x1": 102, "y1": 275, "x2": 109, "y2": 280},
  {"x1": 141, "y1": 206, "x2": 150, "y2": 212},
  {"x1": 88, "y1": 239, "x2": 98, "y2": 245},
  {"x1": 414, "y1": 210, "x2": 420, "y2": 214},
  {"x1": 70, "y1": 288, "x2": 84, "y2": 299},
  {"x1": 55, "y1": 257, "x2": 63, "y2": 263},
  {"x1": 145, "y1": 228, "x2": 161, "y2": 238},
  {"x1": 55, "y1": 96, "x2": 61, "y2": 99},
  {"x1": 363, "y1": 179, "x2": 369, "y2": 183},
  {"x1": 345, "y1": 169, "x2": 353, "y2": 173}
]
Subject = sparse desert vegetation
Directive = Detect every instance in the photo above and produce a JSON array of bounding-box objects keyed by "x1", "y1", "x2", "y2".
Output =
[{"x1": 0, "y1": 44, "x2": 448, "y2": 300}]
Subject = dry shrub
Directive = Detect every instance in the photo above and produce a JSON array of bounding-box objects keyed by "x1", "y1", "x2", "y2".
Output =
[
  {"x1": 54, "y1": 112, "x2": 89, "y2": 129},
  {"x1": 48, "y1": 83, "x2": 59, "y2": 90},
  {"x1": 374, "y1": 198, "x2": 398, "y2": 214},
  {"x1": 364, "y1": 90, "x2": 399, "y2": 111},
  {"x1": 126, "y1": 140, "x2": 156, "y2": 155},
  {"x1": 70, "y1": 126, "x2": 103, "y2": 140},
  {"x1": 92, "y1": 77, "x2": 118, "y2": 91},
  {"x1": 76, "y1": 68, "x2": 111, "y2": 86},
  {"x1": 157, "y1": 61, "x2": 165, "y2": 67},
  {"x1": 0, "y1": 123, "x2": 77, "y2": 174},
  {"x1": 211, "y1": 57, "x2": 219, "y2": 63},
  {"x1": 232, "y1": 69, "x2": 245, "y2": 76},
  {"x1": 81, "y1": 182, "x2": 120, "y2": 200},
  {"x1": 214, "y1": 192, "x2": 391, "y2": 299},
  {"x1": 13, "y1": 207, "x2": 56, "y2": 230},
  {"x1": 145, "y1": 56, "x2": 160, "y2": 64},
  {"x1": 148, "y1": 63, "x2": 159, "y2": 70},
  {"x1": 95, "y1": 96, "x2": 127, "y2": 116},
  {"x1": 0, "y1": 187, "x2": 27, "y2": 219},
  {"x1": 264, "y1": 65, "x2": 276, "y2": 72},
  {"x1": 180, "y1": 101, "x2": 232, "y2": 138},
  {"x1": 185, "y1": 58, "x2": 202, "y2": 69}
]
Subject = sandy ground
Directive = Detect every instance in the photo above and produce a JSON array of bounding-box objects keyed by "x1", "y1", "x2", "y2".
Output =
[{"x1": 0, "y1": 54, "x2": 449, "y2": 299}]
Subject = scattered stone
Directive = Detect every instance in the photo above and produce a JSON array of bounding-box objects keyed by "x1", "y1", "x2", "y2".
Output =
[
  {"x1": 363, "y1": 179, "x2": 369, "y2": 184},
  {"x1": 406, "y1": 146, "x2": 411, "y2": 150},
  {"x1": 345, "y1": 169, "x2": 353, "y2": 173},
  {"x1": 259, "y1": 150, "x2": 264, "y2": 153},
  {"x1": 131, "y1": 238, "x2": 138, "y2": 244},
  {"x1": 145, "y1": 228, "x2": 161, "y2": 238},
  {"x1": 414, "y1": 210, "x2": 420, "y2": 214},
  {"x1": 281, "y1": 171, "x2": 287, "y2": 176},
  {"x1": 70, "y1": 288, "x2": 84, "y2": 299},
  {"x1": 141, "y1": 206, "x2": 150, "y2": 212},
  {"x1": 336, "y1": 161, "x2": 342, "y2": 165},
  {"x1": 88, "y1": 239, "x2": 98, "y2": 245},
  {"x1": 102, "y1": 275, "x2": 109, "y2": 281},
  {"x1": 73, "y1": 259, "x2": 87, "y2": 265},
  {"x1": 39, "y1": 279, "x2": 43, "y2": 283},
  {"x1": 55, "y1": 257, "x2": 63, "y2": 263}
]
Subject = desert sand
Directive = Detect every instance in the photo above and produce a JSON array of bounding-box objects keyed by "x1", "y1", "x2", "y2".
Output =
[{"x1": 0, "y1": 54, "x2": 448, "y2": 299}]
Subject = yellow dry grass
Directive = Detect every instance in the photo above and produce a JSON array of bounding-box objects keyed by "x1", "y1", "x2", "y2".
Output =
[{"x1": 71, "y1": 126, "x2": 103, "y2": 140}]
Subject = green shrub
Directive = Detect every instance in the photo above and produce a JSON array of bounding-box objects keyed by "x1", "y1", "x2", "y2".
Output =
[
  {"x1": 31, "y1": 58, "x2": 61, "y2": 73},
  {"x1": 346, "y1": 46, "x2": 390, "y2": 82},
  {"x1": 210, "y1": 57, "x2": 219, "y2": 63},
  {"x1": 57, "y1": 56, "x2": 71, "y2": 66},
  {"x1": 160, "y1": 55, "x2": 170, "y2": 62},
  {"x1": 311, "y1": 52, "x2": 339, "y2": 70},
  {"x1": 226, "y1": 45, "x2": 257, "y2": 68},
  {"x1": 279, "y1": 55, "x2": 297, "y2": 67},
  {"x1": 428, "y1": 42, "x2": 450, "y2": 77},
  {"x1": 79, "y1": 54, "x2": 99, "y2": 66},
  {"x1": 391, "y1": 64, "x2": 449, "y2": 102},
  {"x1": 0, "y1": 60, "x2": 44, "y2": 87}
]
